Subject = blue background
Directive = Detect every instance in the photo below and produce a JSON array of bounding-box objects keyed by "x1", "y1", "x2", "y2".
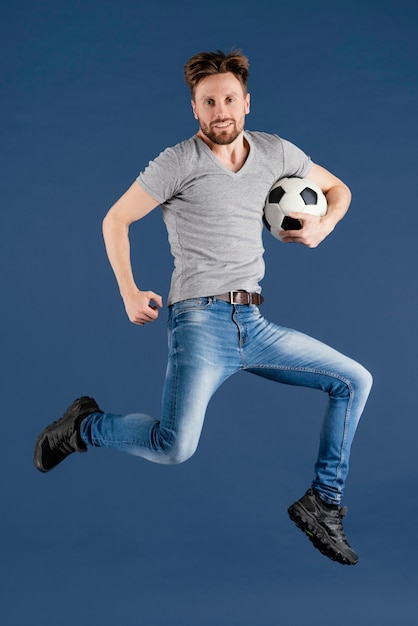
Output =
[{"x1": 2, "y1": 0, "x2": 417, "y2": 624}]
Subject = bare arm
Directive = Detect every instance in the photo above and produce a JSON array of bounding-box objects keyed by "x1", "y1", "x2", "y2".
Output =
[
  {"x1": 102, "y1": 181, "x2": 163, "y2": 325},
  {"x1": 280, "y1": 163, "x2": 352, "y2": 248}
]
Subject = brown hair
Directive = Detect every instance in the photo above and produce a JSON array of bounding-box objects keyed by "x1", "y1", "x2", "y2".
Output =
[{"x1": 184, "y1": 49, "x2": 249, "y2": 96}]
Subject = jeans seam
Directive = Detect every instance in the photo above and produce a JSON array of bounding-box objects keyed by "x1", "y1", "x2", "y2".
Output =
[{"x1": 246, "y1": 364, "x2": 353, "y2": 488}]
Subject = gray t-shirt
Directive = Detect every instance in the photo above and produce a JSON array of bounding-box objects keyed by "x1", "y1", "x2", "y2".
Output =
[{"x1": 137, "y1": 131, "x2": 312, "y2": 305}]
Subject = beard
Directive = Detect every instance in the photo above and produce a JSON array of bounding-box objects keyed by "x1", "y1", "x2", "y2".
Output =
[{"x1": 198, "y1": 118, "x2": 243, "y2": 145}]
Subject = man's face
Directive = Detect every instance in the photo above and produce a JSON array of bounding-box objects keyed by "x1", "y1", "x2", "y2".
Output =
[{"x1": 192, "y1": 72, "x2": 250, "y2": 145}]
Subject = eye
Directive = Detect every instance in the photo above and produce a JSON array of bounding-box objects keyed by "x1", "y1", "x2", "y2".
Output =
[{"x1": 204, "y1": 99, "x2": 214, "y2": 106}]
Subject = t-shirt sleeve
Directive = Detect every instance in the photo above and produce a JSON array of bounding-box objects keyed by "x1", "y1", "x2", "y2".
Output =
[
  {"x1": 136, "y1": 146, "x2": 181, "y2": 205},
  {"x1": 279, "y1": 137, "x2": 313, "y2": 179}
]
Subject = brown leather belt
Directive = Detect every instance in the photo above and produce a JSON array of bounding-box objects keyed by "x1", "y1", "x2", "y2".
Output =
[{"x1": 213, "y1": 291, "x2": 264, "y2": 306}]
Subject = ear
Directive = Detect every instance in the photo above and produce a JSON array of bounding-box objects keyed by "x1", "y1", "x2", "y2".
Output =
[
  {"x1": 245, "y1": 92, "x2": 251, "y2": 114},
  {"x1": 191, "y1": 99, "x2": 198, "y2": 120}
]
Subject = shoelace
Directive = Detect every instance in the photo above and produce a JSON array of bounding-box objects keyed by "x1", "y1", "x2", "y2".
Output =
[{"x1": 325, "y1": 506, "x2": 349, "y2": 540}]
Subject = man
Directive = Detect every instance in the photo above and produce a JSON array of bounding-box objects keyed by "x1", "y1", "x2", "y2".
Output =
[{"x1": 34, "y1": 50, "x2": 372, "y2": 565}]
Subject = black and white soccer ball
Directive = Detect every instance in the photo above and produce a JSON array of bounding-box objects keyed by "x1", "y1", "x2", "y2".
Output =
[{"x1": 263, "y1": 176, "x2": 327, "y2": 240}]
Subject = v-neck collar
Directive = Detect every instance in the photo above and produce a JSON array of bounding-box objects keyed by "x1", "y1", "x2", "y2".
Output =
[{"x1": 195, "y1": 132, "x2": 254, "y2": 177}]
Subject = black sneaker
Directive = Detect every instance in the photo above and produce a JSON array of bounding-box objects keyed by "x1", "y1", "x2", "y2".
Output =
[
  {"x1": 34, "y1": 396, "x2": 102, "y2": 473},
  {"x1": 288, "y1": 488, "x2": 359, "y2": 565}
]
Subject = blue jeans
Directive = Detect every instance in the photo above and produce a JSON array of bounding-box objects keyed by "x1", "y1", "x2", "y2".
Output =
[{"x1": 80, "y1": 297, "x2": 372, "y2": 504}]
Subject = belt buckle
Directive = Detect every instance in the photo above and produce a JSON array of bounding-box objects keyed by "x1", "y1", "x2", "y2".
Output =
[{"x1": 230, "y1": 291, "x2": 251, "y2": 305}]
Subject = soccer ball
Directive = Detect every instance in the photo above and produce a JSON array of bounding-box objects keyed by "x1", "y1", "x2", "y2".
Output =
[{"x1": 263, "y1": 176, "x2": 327, "y2": 240}]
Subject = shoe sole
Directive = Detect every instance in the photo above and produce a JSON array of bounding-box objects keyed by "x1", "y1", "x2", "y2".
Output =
[{"x1": 288, "y1": 503, "x2": 358, "y2": 565}]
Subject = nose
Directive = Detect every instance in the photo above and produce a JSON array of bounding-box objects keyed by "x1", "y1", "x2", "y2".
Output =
[{"x1": 214, "y1": 101, "x2": 228, "y2": 119}]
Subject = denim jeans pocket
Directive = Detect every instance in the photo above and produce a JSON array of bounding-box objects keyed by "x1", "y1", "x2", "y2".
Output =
[{"x1": 170, "y1": 297, "x2": 213, "y2": 319}]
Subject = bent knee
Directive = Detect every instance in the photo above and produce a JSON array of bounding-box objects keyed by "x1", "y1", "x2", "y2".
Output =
[
  {"x1": 365, "y1": 368, "x2": 373, "y2": 391},
  {"x1": 162, "y1": 442, "x2": 197, "y2": 465},
  {"x1": 330, "y1": 362, "x2": 373, "y2": 399},
  {"x1": 357, "y1": 364, "x2": 373, "y2": 393}
]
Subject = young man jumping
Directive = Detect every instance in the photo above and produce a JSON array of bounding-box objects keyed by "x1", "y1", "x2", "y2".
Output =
[{"x1": 34, "y1": 50, "x2": 372, "y2": 565}]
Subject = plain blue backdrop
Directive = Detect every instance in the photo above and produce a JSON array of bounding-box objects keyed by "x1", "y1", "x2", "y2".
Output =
[{"x1": 2, "y1": 1, "x2": 417, "y2": 624}]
